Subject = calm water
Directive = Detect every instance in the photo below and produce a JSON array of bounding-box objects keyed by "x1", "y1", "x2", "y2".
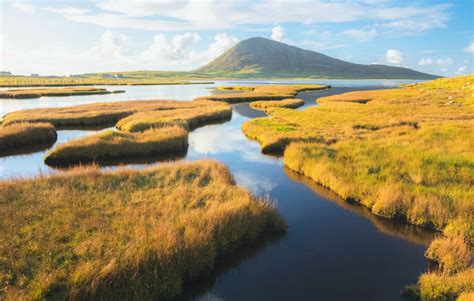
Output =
[{"x1": 0, "y1": 80, "x2": 432, "y2": 300}]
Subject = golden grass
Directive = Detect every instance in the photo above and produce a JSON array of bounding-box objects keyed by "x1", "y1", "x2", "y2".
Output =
[
  {"x1": 0, "y1": 160, "x2": 286, "y2": 300},
  {"x1": 2, "y1": 100, "x2": 227, "y2": 128},
  {"x1": 0, "y1": 75, "x2": 213, "y2": 87},
  {"x1": 250, "y1": 98, "x2": 305, "y2": 111},
  {"x1": 0, "y1": 87, "x2": 124, "y2": 99},
  {"x1": 44, "y1": 126, "x2": 188, "y2": 166},
  {"x1": 116, "y1": 103, "x2": 232, "y2": 132},
  {"x1": 241, "y1": 75, "x2": 474, "y2": 299},
  {"x1": 417, "y1": 268, "x2": 474, "y2": 300},
  {"x1": 0, "y1": 123, "x2": 57, "y2": 152},
  {"x1": 195, "y1": 84, "x2": 329, "y2": 103}
]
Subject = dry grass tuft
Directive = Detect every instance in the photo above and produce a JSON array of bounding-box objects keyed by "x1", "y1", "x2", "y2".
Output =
[
  {"x1": 116, "y1": 103, "x2": 231, "y2": 132},
  {"x1": 0, "y1": 123, "x2": 57, "y2": 152},
  {"x1": 44, "y1": 126, "x2": 188, "y2": 166},
  {"x1": 250, "y1": 98, "x2": 305, "y2": 111},
  {"x1": 0, "y1": 160, "x2": 286, "y2": 300}
]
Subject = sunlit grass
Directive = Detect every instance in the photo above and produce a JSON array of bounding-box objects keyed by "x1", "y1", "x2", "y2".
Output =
[
  {"x1": 195, "y1": 84, "x2": 329, "y2": 103},
  {"x1": 241, "y1": 75, "x2": 474, "y2": 299},
  {"x1": 0, "y1": 160, "x2": 286, "y2": 300},
  {"x1": 116, "y1": 103, "x2": 231, "y2": 132},
  {"x1": 0, "y1": 123, "x2": 57, "y2": 152},
  {"x1": 2, "y1": 100, "x2": 228, "y2": 128},
  {"x1": 44, "y1": 126, "x2": 188, "y2": 166},
  {"x1": 250, "y1": 98, "x2": 304, "y2": 111}
]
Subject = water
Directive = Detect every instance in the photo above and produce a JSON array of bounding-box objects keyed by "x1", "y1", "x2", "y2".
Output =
[{"x1": 0, "y1": 80, "x2": 433, "y2": 300}]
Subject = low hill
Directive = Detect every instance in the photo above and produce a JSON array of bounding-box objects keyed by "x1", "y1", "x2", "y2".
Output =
[{"x1": 197, "y1": 37, "x2": 438, "y2": 79}]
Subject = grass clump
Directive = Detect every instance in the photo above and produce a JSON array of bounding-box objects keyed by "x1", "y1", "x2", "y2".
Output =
[
  {"x1": 0, "y1": 160, "x2": 286, "y2": 300},
  {"x1": 2, "y1": 100, "x2": 225, "y2": 128},
  {"x1": 241, "y1": 75, "x2": 474, "y2": 299},
  {"x1": 0, "y1": 87, "x2": 122, "y2": 99},
  {"x1": 250, "y1": 98, "x2": 305, "y2": 111},
  {"x1": 116, "y1": 103, "x2": 232, "y2": 132},
  {"x1": 196, "y1": 84, "x2": 328, "y2": 103},
  {"x1": 44, "y1": 126, "x2": 188, "y2": 166},
  {"x1": 0, "y1": 123, "x2": 57, "y2": 152}
]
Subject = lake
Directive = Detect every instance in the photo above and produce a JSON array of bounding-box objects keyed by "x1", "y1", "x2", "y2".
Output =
[{"x1": 0, "y1": 79, "x2": 432, "y2": 300}]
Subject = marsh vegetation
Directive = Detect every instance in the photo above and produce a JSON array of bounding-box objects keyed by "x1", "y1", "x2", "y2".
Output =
[
  {"x1": 241, "y1": 75, "x2": 474, "y2": 299},
  {"x1": 0, "y1": 123, "x2": 57, "y2": 153},
  {"x1": 0, "y1": 87, "x2": 124, "y2": 99},
  {"x1": 44, "y1": 126, "x2": 189, "y2": 166},
  {"x1": 0, "y1": 160, "x2": 285, "y2": 300},
  {"x1": 195, "y1": 84, "x2": 328, "y2": 103}
]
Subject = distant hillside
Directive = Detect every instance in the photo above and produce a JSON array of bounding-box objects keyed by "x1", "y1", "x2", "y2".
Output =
[{"x1": 197, "y1": 37, "x2": 438, "y2": 79}]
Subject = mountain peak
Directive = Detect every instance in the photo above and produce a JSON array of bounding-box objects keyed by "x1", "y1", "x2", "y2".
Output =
[{"x1": 197, "y1": 37, "x2": 437, "y2": 79}]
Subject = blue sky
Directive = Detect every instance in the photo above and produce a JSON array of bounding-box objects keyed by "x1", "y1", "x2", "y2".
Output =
[{"x1": 1, "y1": 0, "x2": 473, "y2": 76}]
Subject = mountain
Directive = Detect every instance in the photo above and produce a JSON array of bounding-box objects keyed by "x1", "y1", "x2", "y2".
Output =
[{"x1": 197, "y1": 37, "x2": 438, "y2": 79}]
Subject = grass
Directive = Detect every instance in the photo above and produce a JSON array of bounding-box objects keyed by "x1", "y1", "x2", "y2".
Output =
[
  {"x1": 195, "y1": 84, "x2": 329, "y2": 103},
  {"x1": 0, "y1": 87, "x2": 124, "y2": 99},
  {"x1": 116, "y1": 104, "x2": 232, "y2": 132},
  {"x1": 0, "y1": 123, "x2": 57, "y2": 152},
  {"x1": 2, "y1": 100, "x2": 227, "y2": 128},
  {"x1": 0, "y1": 75, "x2": 213, "y2": 87},
  {"x1": 0, "y1": 160, "x2": 286, "y2": 300},
  {"x1": 44, "y1": 126, "x2": 188, "y2": 166},
  {"x1": 241, "y1": 75, "x2": 474, "y2": 299},
  {"x1": 250, "y1": 98, "x2": 305, "y2": 111}
]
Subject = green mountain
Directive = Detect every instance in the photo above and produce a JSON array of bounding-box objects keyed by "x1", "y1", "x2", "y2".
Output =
[{"x1": 197, "y1": 37, "x2": 438, "y2": 79}]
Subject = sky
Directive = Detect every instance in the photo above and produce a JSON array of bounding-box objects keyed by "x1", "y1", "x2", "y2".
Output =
[{"x1": 0, "y1": 0, "x2": 473, "y2": 76}]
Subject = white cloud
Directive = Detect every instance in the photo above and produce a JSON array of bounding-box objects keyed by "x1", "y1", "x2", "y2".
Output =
[
  {"x1": 418, "y1": 58, "x2": 432, "y2": 66},
  {"x1": 34, "y1": 0, "x2": 451, "y2": 34},
  {"x1": 271, "y1": 26, "x2": 285, "y2": 42},
  {"x1": 204, "y1": 33, "x2": 239, "y2": 61},
  {"x1": 343, "y1": 27, "x2": 377, "y2": 42},
  {"x1": 456, "y1": 66, "x2": 467, "y2": 74},
  {"x1": 385, "y1": 49, "x2": 403, "y2": 65},
  {"x1": 464, "y1": 42, "x2": 474, "y2": 53},
  {"x1": 435, "y1": 57, "x2": 453, "y2": 65}
]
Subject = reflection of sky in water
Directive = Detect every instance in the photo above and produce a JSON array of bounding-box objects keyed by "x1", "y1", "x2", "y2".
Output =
[
  {"x1": 0, "y1": 129, "x2": 97, "y2": 179},
  {"x1": 233, "y1": 170, "x2": 278, "y2": 195},
  {"x1": 187, "y1": 112, "x2": 278, "y2": 165}
]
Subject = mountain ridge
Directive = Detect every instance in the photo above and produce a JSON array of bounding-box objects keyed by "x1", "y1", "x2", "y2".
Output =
[{"x1": 197, "y1": 37, "x2": 438, "y2": 79}]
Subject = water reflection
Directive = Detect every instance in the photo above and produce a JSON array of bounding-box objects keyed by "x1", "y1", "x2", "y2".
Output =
[{"x1": 284, "y1": 168, "x2": 434, "y2": 246}]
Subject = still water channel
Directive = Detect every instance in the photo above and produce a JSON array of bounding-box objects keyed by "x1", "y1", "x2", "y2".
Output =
[{"x1": 0, "y1": 80, "x2": 433, "y2": 300}]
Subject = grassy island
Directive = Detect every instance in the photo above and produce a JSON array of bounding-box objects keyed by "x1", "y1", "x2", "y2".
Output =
[
  {"x1": 250, "y1": 98, "x2": 305, "y2": 111},
  {"x1": 242, "y1": 75, "x2": 474, "y2": 299},
  {"x1": 0, "y1": 123, "x2": 57, "y2": 153},
  {"x1": 0, "y1": 87, "x2": 124, "y2": 99},
  {"x1": 44, "y1": 126, "x2": 188, "y2": 166},
  {"x1": 2, "y1": 100, "x2": 228, "y2": 128},
  {"x1": 116, "y1": 104, "x2": 232, "y2": 132},
  {"x1": 0, "y1": 160, "x2": 286, "y2": 300},
  {"x1": 195, "y1": 84, "x2": 328, "y2": 103}
]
